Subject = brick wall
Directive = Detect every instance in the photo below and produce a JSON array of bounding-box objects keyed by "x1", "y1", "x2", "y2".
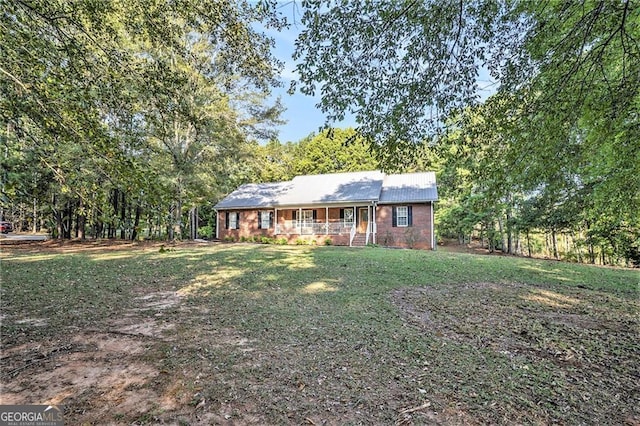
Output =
[
  {"x1": 218, "y1": 209, "x2": 274, "y2": 240},
  {"x1": 375, "y1": 203, "x2": 433, "y2": 249},
  {"x1": 218, "y1": 208, "x2": 350, "y2": 243},
  {"x1": 217, "y1": 204, "x2": 434, "y2": 249}
]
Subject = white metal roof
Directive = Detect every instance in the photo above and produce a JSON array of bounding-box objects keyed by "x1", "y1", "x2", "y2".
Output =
[
  {"x1": 214, "y1": 170, "x2": 437, "y2": 209},
  {"x1": 378, "y1": 172, "x2": 438, "y2": 204},
  {"x1": 281, "y1": 170, "x2": 384, "y2": 205}
]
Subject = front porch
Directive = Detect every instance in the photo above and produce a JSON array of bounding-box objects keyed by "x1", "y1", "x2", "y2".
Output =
[{"x1": 274, "y1": 206, "x2": 376, "y2": 246}]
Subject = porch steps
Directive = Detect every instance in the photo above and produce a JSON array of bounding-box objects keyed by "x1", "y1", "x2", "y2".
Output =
[{"x1": 350, "y1": 233, "x2": 367, "y2": 247}]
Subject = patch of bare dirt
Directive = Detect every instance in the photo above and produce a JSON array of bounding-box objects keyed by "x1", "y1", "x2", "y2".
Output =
[
  {"x1": 0, "y1": 284, "x2": 264, "y2": 425},
  {"x1": 0, "y1": 332, "x2": 165, "y2": 420},
  {"x1": 437, "y1": 238, "x2": 508, "y2": 256},
  {"x1": 106, "y1": 291, "x2": 183, "y2": 339}
]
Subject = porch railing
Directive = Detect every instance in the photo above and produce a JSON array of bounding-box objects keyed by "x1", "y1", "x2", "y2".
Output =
[
  {"x1": 349, "y1": 223, "x2": 356, "y2": 246},
  {"x1": 365, "y1": 223, "x2": 370, "y2": 245},
  {"x1": 275, "y1": 219, "x2": 354, "y2": 235}
]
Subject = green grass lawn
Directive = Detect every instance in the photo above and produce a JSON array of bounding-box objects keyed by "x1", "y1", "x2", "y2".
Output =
[{"x1": 1, "y1": 242, "x2": 638, "y2": 425}]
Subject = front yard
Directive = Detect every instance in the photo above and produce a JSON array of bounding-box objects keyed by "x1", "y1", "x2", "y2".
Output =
[{"x1": 1, "y1": 242, "x2": 638, "y2": 424}]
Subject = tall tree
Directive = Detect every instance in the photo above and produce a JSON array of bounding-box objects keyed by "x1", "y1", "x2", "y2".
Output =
[
  {"x1": 293, "y1": 1, "x2": 639, "y2": 175},
  {"x1": 292, "y1": 128, "x2": 379, "y2": 175},
  {"x1": 1, "y1": 0, "x2": 286, "y2": 239},
  {"x1": 294, "y1": 0, "x2": 639, "y2": 264}
]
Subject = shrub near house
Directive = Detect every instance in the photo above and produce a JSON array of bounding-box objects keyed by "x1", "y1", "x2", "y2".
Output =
[{"x1": 215, "y1": 171, "x2": 438, "y2": 249}]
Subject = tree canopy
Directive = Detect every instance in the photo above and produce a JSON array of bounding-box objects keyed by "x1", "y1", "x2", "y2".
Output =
[
  {"x1": 1, "y1": 1, "x2": 638, "y2": 265},
  {"x1": 1, "y1": 0, "x2": 285, "y2": 239},
  {"x1": 293, "y1": 1, "x2": 639, "y2": 169},
  {"x1": 292, "y1": 0, "x2": 639, "y2": 265}
]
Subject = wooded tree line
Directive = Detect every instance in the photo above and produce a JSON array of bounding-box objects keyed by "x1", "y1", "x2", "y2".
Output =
[
  {"x1": 254, "y1": 129, "x2": 640, "y2": 267},
  {"x1": 1, "y1": 0, "x2": 285, "y2": 240},
  {"x1": 291, "y1": 0, "x2": 639, "y2": 266},
  {"x1": 2, "y1": 1, "x2": 638, "y2": 266}
]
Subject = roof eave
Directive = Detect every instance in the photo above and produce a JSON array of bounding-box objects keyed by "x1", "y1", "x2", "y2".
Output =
[
  {"x1": 377, "y1": 198, "x2": 438, "y2": 204},
  {"x1": 215, "y1": 199, "x2": 381, "y2": 210}
]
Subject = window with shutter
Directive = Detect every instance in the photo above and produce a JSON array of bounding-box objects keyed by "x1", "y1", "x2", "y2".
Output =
[
  {"x1": 228, "y1": 212, "x2": 240, "y2": 229},
  {"x1": 396, "y1": 206, "x2": 409, "y2": 227}
]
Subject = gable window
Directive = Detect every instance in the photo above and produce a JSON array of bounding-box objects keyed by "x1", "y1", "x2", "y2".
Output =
[
  {"x1": 392, "y1": 206, "x2": 412, "y2": 227},
  {"x1": 258, "y1": 211, "x2": 273, "y2": 229},
  {"x1": 226, "y1": 211, "x2": 239, "y2": 230}
]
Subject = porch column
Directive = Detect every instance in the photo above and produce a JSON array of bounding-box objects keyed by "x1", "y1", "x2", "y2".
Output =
[
  {"x1": 215, "y1": 209, "x2": 219, "y2": 239},
  {"x1": 275, "y1": 208, "x2": 278, "y2": 235},
  {"x1": 353, "y1": 205, "x2": 356, "y2": 230},
  {"x1": 431, "y1": 201, "x2": 436, "y2": 250},
  {"x1": 372, "y1": 203, "x2": 376, "y2": 244},
  {"x1": 325, "y1": 207, "x2": 329, "y2": 235}
]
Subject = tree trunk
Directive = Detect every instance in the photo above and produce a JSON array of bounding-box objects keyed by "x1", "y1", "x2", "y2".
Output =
[
  {"x1": 192, "y1": 207, "x2": 199, "y2": 239},
  {"x1": 588, "y1": 242, "x2": 595, "y2": 264},
  {"x1": 544, "y1": 233, "x2": 550, "y2": 257},
  {"x1": 147, "y1": 214, "x2": 153, "y2": 239},
  {"x1": 120, "y1": 190, "x2": 126, "y2": 239},
  {"x1": 63, "y1": 201, "x2": 72, "y2": 239},
  {"x1": 18, "y1": 202, "x2": 25, "y2": 232},
  {"x1": 176, "y1": 198, "x2": 183, "y2": 239},
  {"x1": 526, "y1": 231, "x2": 532, "y2": 257},
  {"x1": 131, "y1": 204, "x2": 141, "y2": 241},
  {"x1": 77, "y1": 198, "x2": 86, "y2": 240},
  {"x1": 53, "y1": 196, "x2": 62, "y2": 239},
  {"x1": 505, "y1": 206, "x2": 513, "y2": 255},
  {"x1": 157, "y1": 211, "x2": 162, "y2": 240},
  {"x1": 32, "y1": 197, "x2": 37, "y2": 233},
  {"x1": 552, "y1": 229, "x2": 558, "y2": 259},
  {"x1": 108, "y1": 188, "x2": 118, "y2": 239},
  {"x1": 95, "y1": 207, "x2": 103, "y2": 239},
  {"x1": 497, "y1": 218, "x2": 505, "y2": 253},
  {"x1": 486, "y1": 222, "x2": 494, "y2": 253},
  {"x1": 168, "y1": 204, "x2": 175, "y2": 241}
]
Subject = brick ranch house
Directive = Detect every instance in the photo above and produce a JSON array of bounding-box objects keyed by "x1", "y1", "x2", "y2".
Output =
[{"x1": 214, "y1": 170, "x2": 438, "y2": 249}]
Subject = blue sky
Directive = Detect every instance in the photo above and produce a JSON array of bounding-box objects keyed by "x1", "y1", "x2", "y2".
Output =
[
  {"x1": 263, "y1": 10, "x2": 498, "y2": 144},
  {"x1": 265, "y1": 23, "x2": 352, "y2": 143}
]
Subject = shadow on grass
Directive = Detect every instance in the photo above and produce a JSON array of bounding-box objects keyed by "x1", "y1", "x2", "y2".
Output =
[{"x1": 1, "y1": 243, "x2": 638, "y2": 425}]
